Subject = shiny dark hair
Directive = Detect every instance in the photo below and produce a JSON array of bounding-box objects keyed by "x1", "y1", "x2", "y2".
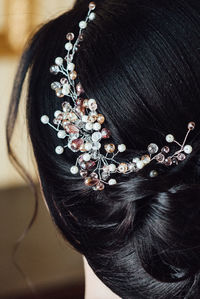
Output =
[{"x1": 7, "y1": 0, "x2": 200, "y2": 298}]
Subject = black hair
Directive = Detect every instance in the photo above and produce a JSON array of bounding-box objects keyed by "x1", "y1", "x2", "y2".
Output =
[{"x1": 7, "y1": 0, "x2": 200, "y2": 298}]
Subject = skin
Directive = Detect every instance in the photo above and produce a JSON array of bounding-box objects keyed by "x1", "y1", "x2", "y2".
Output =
[{"x1": 83, "y1": 256, "x2": 121, "y2": 299}]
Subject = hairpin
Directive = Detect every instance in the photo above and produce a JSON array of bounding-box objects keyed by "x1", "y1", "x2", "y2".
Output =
[{"x1": 40, "y1": 1, "x2": 195, "y2": 191}]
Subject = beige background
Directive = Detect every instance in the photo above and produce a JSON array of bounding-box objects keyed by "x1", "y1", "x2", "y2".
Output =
[
  {"x1": 0, "y1": 1, "x2": 86, "y2": 298},
  {"x1": 1, "y1": 0, "x2": 75, "y2": 188}
]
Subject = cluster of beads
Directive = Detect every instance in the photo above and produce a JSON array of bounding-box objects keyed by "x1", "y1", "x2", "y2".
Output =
[
  {"x1": 40, "y1": 2, "x2": 195, "y2": 191},
  {"x1": 145, "y1": 121, "x2": 195, "y2": 177}
]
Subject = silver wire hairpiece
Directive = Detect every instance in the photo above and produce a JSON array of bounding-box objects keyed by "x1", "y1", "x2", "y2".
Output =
[{"x1": 40, "y1": 1, "x2": 195, "y2": 191}]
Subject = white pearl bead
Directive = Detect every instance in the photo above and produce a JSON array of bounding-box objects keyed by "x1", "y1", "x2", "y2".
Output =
[
  {"x1": 132, "y1": 157, "x2": 140, "y2": 163},
  {"x1": 88, "y1": 99, "x2": 96, "y2": 106},
  {"x1": 89, "y1": 12, "x2": 96, "y2": 21},
  {"x1": 166, "y1": 134, "x2": 174, "y2": 143},
  {"x1": 85, "y1": 122, "x2": 93, "y2": 130},
  {"x1": 82, "y1": 115, "x2": 88, "y2": 123},
  {"x1": 55, "y1": 57, "x2": 63, "y2": 66},
  {"x1": 183, "y1": 145, "x2": 192, "y2": 154},
  {"x1": 62, "y1": 83, "x2": 70, "y2": 95},
  {"x1": 118, "y1": 144, "x2": 126, "y2": 152},
  {"x1": 67, "y1": 62, "x2": 75, "y2": 71},
  {"x1": 55, "y1": 146, "x2": 64, "y2": 155},
  {"x1": 62, "y1": 89, "x2": 69, "y2": 96},
  {"x1": 85, "y1": 142, "x2": 92, "y2": 151},
  {"x1": 65, "y1": 42, "x2": 73, "y2": 51},
  {"x1": 57, "y1": 130, "x2": 66, "y2": 139},
  {"x1": 88, "y1": 100, "x2": 97, "y2": 111},
  {"x1": 92, "y1": 142, "x2": 101, "y2": 150},
  {"x1": 149, "y1": 170, "x2": 158, "y2": 178},
  {"x1": 136, "y1": 160, "x2": 144, "y2": 169},
  {"x1": 93, "y1": 122, "x2": 101, "y2": 131},
  {"x1": 79, "y1": 21, "x2": 87, "y2": 29},
  {"x1": 83, "y1": 153, "x2": 91, "y2": 162},
  {"x1": 108, "y1": 179, "x2": 117, "y2": 185},
  {"x1": 109, "y1": 164, "x2": 116, "y2": 172},
  {"x1": 40, "y1": 115, "x2": 49, "y2": 124},
  {"x1": 92, "y1": 132, "x2": 102, "y2": 142},
  {"x1": 70, "y1": 166, "x2": 79, "y2": 174},
  {"x1": 54, "y1": 110, "x2": 61, "y2": 118}
]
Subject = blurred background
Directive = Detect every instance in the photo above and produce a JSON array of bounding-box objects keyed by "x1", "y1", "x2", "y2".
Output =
[{"x1": 0, "y1": 0, "x2": 85, "y2": 298}]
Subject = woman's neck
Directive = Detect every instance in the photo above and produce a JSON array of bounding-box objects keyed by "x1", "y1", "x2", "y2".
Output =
[{"x1": 83, "y1": 256, "x2": 121, "y2": 299}]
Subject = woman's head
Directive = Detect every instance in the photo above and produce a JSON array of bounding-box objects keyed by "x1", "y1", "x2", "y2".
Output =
[{"x1": 7, "y1": 0, "x2": 200, "y2": 298}]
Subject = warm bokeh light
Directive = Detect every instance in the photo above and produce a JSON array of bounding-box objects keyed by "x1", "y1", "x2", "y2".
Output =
[
  {"x1": 7, "y1": 0, "x2": 31, "y2": 51},
  {"x1": 0, "y1": 0, "x2": 75, "y2": 188},
  {"x1": 0, "y1": 2, "x2": 84, "y2": 299}
]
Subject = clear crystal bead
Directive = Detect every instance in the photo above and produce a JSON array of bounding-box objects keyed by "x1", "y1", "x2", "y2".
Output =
[
  {"x1": 50, "y1": 65, "x2": 59, "y2": 75},
  {"x1": 148, "y1": 143, "x2": 159, "y2": 154},
  {"x1": 101, "y1": 172, "x2": 110, "y2": 180},
  {"x1": 51, "y1": 81, "x2": 61, "y2": 90},
  {"x1": 91, "y1": 151, "x2": 99, "y2": 160}
]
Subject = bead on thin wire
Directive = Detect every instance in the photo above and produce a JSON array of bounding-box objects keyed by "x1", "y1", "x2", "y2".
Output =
[{"x1": 40, "y1": 2, "x2": 196, "y2": 191}]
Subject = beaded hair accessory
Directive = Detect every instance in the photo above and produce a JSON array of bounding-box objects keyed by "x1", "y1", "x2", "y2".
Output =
[{"x1": 40, "y1": 1, "x2": 195, "y2": 191}]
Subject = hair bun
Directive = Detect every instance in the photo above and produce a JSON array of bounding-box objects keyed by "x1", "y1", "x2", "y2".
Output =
[{"x1": 132, "y1": 178, "x2": 200, "y2": 283}]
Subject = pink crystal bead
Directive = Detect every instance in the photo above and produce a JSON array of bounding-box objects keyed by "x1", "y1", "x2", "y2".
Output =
[
  {"x1": 101, "y1": 128, "x2": 111, "y2": 139},
  {"x1": 164, "y1": 157, "x2": 172, "y2": 166},
  {"x1": 76, "y1": 83, "x2": 85, "y2": 96},
  {"x1": 188, "y1": 121, "x2": 195, "y2": 130},
  {"x1": 177, "y1": 153, "x2": 186, "y2": 161},
  {"x1": 83, "y1": 99, "x2": 89, "y2": 108},
  {"x1": 66, "y1": 32, "x2": 75, "y2": 41},
  {"x1": 155, "y1": 153, "x2": 165, "y2": 163},
  {"x1": 78, "y1": 155, "x2": 84, "y2": 164},
  {"x1": 75, "y1": 105, "x2": 85, "y2": 115},
  {"x1": 96, "y1": 182, "x2": 105, "y2": 191},
  {"x1": 71, "y1": 138, "x2": 84, "y2": 150},
  {"x1": 60, "y1": 78, "x2": 68, "y2": 85},
  {"x1": 62, "y1": 119, "x2": 70, "y2": 129},
  {"x1": 172, "y1": 157, "x2": 179, "y2": 165},
  {"x1": 64, "y1": 54, "x2": 73, "y2": 62},
  {"x1": 76, "y1": 98, "x2": 84, "y2": 106},
  {"x1": 78, "y1": 34, "x2": 84, "y2": 42},
  {"x1": 161, "y1": 146, "x2": 170, "y2": 153},
  {"x1": 86, "y1": 161, "x2": 96, "y2": 169},
  {"x1": 65, "y1": 124, "x2": 79, "y2": 134}
]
